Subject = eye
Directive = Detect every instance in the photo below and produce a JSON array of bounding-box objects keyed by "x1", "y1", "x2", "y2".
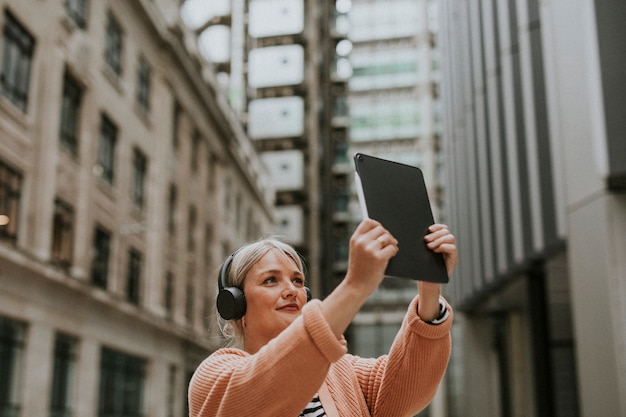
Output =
[
  {"x1": 263, "y1": 276, "x2": 277, "y2": 284},
  {"x1": 293, "y1": 277, "x2": 304, "y2": 286}
]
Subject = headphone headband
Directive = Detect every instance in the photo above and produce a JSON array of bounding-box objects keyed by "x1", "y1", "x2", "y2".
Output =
[{"x1": 218, "y1": 253, "x2": 235, "y2": 292}]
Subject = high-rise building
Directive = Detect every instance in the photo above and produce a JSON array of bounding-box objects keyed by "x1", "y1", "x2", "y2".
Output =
[
  {"x1": 342, "y1": 0, "x2": 444, "y2": 348},
  {"x1": 337, "y1": 2, "x2": 447, "y2": 415},
  {"x1": 439, "y1": 0, "x2": 626, "y2": 416},
  {"x1": 0, "y1": 1, "x2": 275, "y2": 416},
  {"x1": 184, "y1": 0, "x2": 333, "y2": 296}
]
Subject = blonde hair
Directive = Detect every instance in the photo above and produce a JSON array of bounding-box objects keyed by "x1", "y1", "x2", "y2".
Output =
[{"x1": 217, "y1": 236, "x2": 305, "y2": 348}]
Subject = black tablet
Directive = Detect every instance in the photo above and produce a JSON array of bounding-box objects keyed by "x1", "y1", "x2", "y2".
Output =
[{"x1": 354, "y1": 153, "x2": 449, "y2": 283}]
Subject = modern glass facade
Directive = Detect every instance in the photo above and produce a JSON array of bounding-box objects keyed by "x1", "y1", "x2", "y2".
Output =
[{"x1": 439, "y1": 0, "x2": 626, "y2": 415}]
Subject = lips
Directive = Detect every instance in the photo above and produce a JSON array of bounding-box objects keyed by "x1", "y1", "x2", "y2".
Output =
[{"x1": 277, "y1": 303, "x2": 299, "y2": 311}]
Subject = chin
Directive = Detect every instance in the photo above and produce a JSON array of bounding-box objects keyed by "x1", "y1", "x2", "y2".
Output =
[{"x1": 276, "y1": 312, "x2": 299, "y2": 326}]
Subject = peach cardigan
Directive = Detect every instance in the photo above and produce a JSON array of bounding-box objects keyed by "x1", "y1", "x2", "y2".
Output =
[{"x1": 188, "y1": 296, "x2": 452, "y2": 417}]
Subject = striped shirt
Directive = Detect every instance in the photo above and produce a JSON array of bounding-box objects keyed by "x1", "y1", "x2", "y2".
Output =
[{"x1": 299, "y1": 394, "x2": 326, "y2": 417}]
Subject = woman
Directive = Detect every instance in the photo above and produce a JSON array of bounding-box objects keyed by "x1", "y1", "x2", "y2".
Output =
[{"x1": 188, "y1": 218, "x2": 457, "y2": 417}]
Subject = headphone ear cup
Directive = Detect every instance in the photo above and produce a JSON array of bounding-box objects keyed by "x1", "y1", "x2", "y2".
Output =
[
  {"x1": 305, "y1": 287, "x2": 312, "y2": 302},
  {"x1": 217, "y1": 287, "x2": 246, "y2": 320}
]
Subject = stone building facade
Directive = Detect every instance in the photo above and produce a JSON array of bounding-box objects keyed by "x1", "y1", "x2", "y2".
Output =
[{"x1": 0, "y1": 1, "x2": 275, "y2": 416}]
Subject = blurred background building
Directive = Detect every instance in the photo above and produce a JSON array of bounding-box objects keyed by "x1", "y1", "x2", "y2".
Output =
[
  {"x1": 338, "y1": 2, "x2": 447, "y2": 415},
  {"x1": 0, "y1": 0, "x2": 277, "y2": 416},
  {"x1": 180, "y1": 0, "x2": 332, "y2": 301},
  {"x1": 2, "y1": 0, "x2": 625, "y2": 417},
  {"x1": 439, "y1": 0, "x2": 626, "y2": 416}
]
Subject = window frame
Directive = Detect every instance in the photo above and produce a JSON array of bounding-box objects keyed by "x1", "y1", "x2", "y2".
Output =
[
  {"x1": 98, "y1": 348, "x2": 146, "y2": 417},
  {"x1": 51, "y1": 198, "x2": 74, "y2": 268},
  {"x1": 167, "y1": 184, "x2": 177, "y2": 237},
  {"x1": 97, "y1": 115, "x2": 117, "y2": 184},
  {"x1": 90, "y1": 226, "x2": 111, "y2": 289},
  {"x1": 131, "y1": 148, "x2": 147, "y2": 209},
  {"x1": 65, "y1": 0, "x2": 87, "y2": 29},
  {"x1": 0, "y1": 159, "x2": 23, "y2": 243},
  {"x1": 135, "y1": 55, "x2": 151, "y2": 112},
  {"x1": 0, "y1": 315, "x2": 27, "y2": 417},
  {"x1": 126, "y1": 248, "x2": 142, "y2": 305},
  {"x1": 59, "y1": 73, "x2": 83, "y2": 155},
  {"x1": 49, "y1": 333, "x2": 78, "y2": 417},
  {"x1": 163, "y1": 271, "x2": 174, "y2": 319},
  {"x1": 1, "y1": 10, "x2": 35, "y2": 112},
  {"x1": 104, "y1": 12, "x2": 122, "y2": 75}
]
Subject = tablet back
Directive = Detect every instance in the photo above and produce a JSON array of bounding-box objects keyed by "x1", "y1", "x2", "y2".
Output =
[{"x1": 354, "y1": 153, "x2": 448, "y2": 283}]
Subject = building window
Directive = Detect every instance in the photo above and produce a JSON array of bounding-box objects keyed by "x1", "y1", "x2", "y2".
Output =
[
  {"x1": 235, "y1": 193, "x2": 242, "y2": 231},
  {"x1": 50, "y1": 333, "x2": 78, "y2": 417},
  {"x1": 131, "y1": 149, "x2": 147, "y2": 209},
  {"x1": 59, "y1": 73, "x2": 83, "y2": 155},
  {"x1": 136, "y1": 55, "x2": 151, "y2": 112},
  {"x1": 350, "y1": 99, "x2": 420, "y2": 141},
  {"x1": 126, "y1": 248, "x2": 142, "y2": 305},
  {"x1": 185, "y1": 282, "x2": 194, "y2": 323},
  {"x1": 246, "y1": 208, "x2": 253, "y2": 240},
  {"x1": 335, "y1": 239, "x2": 349, "y2": 263},
  {"x1": 204, "y1": 224, "x2": 212, "y2": 266},
  {"x1": 90, "y1": 226, "x2": 111, "y2": 289},
  {"x1": 104, "y1": 12, "x2": 122, "y2": 75},
  {"x1": 172, "y1": 102, "x2": 180, "y2": 151},
  {"x1": 97, "y1": 115, "x2": 117, "y2": 184},
  {"x1": 0, "y1": 316, "x2": 26, "y2": 417},
  {"x1": 167, "y1": 185, "x2": 176, "y2": 237},
  {"x1": 207, "y1": 152, "x2": 216, "y2": 192},
  {"x1": 333, "y1": 95, "x2": 348, "y2": 119},
  {"x1": 98, "y1": 348, "x2": 145, "y2": 417},
  {"x1": 0, "y1": 159, "x2": 22, "y2": 243},
  {"x1": 187, "y1": 205, "x2": 196, "y2": 252},
  {"x1": 167, "y1": 365, "x2": 176, "y2": 417},
  {"x1": 65, "y1": 0, "x2": 87, "y2": 29},
  {"x1": 333, "y1": 192, "x2": 349, "y2": 214},
  {"x1": 164, "y1": 272, "x2": 174, "y2": 319},
  {"x1": 333, "y1": 141, "x2": 348, "y2": 164},
  {"x1": 191, "y1": 131, "x2": 200, "y2": 172},
  {"x1": 51, "y1": 199, "x2": 74, "y2": 268},
  {"x1": 1, "y1": 11, "x2": 35, "y2": 112},
  {"x1": 223, "y1": 177, "x2": 232, "y2": 220}
]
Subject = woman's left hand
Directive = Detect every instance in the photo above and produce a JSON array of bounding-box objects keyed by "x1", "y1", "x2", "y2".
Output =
[
  {"x1": 424, "y1": 224, "x2": 458, "y2": 276},
  {"x1": 417, "y1": 224, "x2": 457, "y2": 321}
]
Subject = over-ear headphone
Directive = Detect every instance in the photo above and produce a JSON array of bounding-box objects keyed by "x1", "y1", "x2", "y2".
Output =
[{"x1": 216, "y1": 252, "x2": 312, "y2": 321}]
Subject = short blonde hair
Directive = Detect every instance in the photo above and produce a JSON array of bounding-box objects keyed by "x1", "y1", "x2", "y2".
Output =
[{"x1": 217, "y1": 237, "x2": 305, "y2": 348}]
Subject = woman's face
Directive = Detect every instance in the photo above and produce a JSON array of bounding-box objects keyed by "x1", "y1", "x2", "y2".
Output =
[{"x1": 241, "y1": 249, "x2": 307, "y2": 353}]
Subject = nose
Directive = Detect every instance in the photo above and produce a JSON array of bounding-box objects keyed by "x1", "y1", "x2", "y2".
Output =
[{"x1": 281, "y1": 281, "x2": 299, "y2": 299}]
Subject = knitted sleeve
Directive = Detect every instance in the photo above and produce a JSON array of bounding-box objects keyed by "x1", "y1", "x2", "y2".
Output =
[
  {"x1": 188, "y1": 300, "x2": 347, "y2": 417},
  {"x1": 350, "y1": 296, "x2": 453, "y2": 417}
]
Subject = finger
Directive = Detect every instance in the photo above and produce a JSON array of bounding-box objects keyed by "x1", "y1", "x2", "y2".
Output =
[
  {"x1": 375, "y1": 232, "x2": 399, "y2": 247},
  {"x1": 382, "y1": 242, "x2": 399, "y2": 256},
  {"x1": 427, "y1": 223, "x2": 449, "y2": 233},
  {"x1": 356, "y1": 218, "x2": 383, "y2": 233},
  {"x1": 425, "y1": 232, "x2": 455, "y2": 249},
  {"x1": 425, "y1": 226, "x2": 451, "y2": 241},
  {"x1": 360, "y1": 223, "x2": 397, "y2": 246},
  {"x1": 430, "y1": 242, "x2": 457, "y2": 254}
]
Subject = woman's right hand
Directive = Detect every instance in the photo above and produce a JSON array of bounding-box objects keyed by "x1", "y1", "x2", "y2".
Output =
[
  {"x1": 321, "y1": 219, "x2": 398, "y2": 338},
  {"x1": 344, "y1": 219, "x2": 399, "y2": 295}
]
